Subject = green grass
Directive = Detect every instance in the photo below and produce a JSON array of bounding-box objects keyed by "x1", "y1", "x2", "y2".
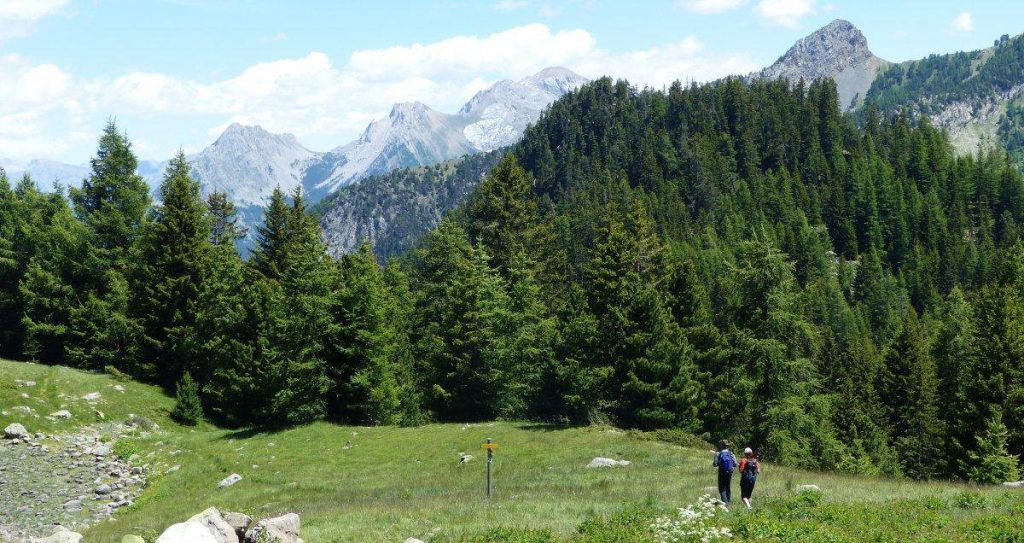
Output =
[{"x1": 2, "y1": 359, "x2": 1022, "y2": 542}]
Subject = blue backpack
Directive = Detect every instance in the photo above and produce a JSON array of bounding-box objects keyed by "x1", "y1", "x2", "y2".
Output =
[
  {"x1": 742, "y1": 458, "x2": 759, "y2": 483},
  {"x1": 717, "y1": 450, "x2": 736, "y2": 474}
]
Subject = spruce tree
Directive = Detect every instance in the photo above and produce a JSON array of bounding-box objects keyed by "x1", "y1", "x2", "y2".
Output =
[
  {"x1": 171, "y1": 371, "x2": 203, "y2": 426},
  {"x1": 131, "y1": 151, "x2": 212, "y2": 385},
  {"x1": 325, "y1": 241, "x2": 402, "y2": 425},
  {"x1": 966, "y1": 412, "x2": 1021, "y2": 484}
]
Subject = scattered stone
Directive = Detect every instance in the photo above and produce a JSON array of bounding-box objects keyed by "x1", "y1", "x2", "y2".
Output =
[
  {"x1": 121, "y1": 536, "x2": 146, "y2": 543},
  {"x1": 188, "y1": 507, "x2": 239, "y2": 543},
  {"x1": 50, "y1": 410, "x2": 73, "y2": 420},
  {"x1": 586, "y1": 457, "x2": 631, "y2": 468},
  {"x1": 1003, "y1": 480, "x2": 1024, "y2": 488},
  {"x1": 244, "y1": 513, "x2": 301, "y2": 543},
  {"x1": 795, "y1": 484, "x2": 821, "y2": 492},
  {"x1": 217, "y1": 473, "x2": 243, "y2": 488},
  {"x1": 95, "y1": 484, "x2": 112, "y2": 495},
  {"x1": 156, "y1": 521, "x2": 220, "y2": 543},
  {"x1": 166, "y1": 465, "x2": 181, "y2": 474},
  {"x1": 87, "y1": 443, "x2": 112, "y2": 457},
  {"x1": 5, "y1": 422, "x2": 30, "y2": 439},
  {"x1": 12, "y1": 405, "x2": 34, "y2": 414},
  {"x1": 113, "y1": 384, "x2": 126, "y2": 393},
  {"x1": 62, "y1": 499, "x2": 82, "y2": 512},
  {"x1": 81, "y1": 392, "x2": 102, "y2": 402},
  {"x1": 29, "y1": 526, "x2": 83, "y2": 543},
  {"x1": 224, "y1": 512, "x2": 252, "y2": 539},
  {"x1": 16, "y1": 379, "x2": 37, "y2": 387}
]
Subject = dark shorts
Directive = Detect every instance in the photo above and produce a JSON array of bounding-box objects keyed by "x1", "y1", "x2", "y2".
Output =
[{"x1": 741, "y1": 478, "x2": 756, "y2": 499}]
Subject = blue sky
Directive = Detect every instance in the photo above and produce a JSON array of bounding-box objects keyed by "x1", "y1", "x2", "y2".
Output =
[{"x1": 0, "y1": 0, "x2": 1019, "y2": 164}]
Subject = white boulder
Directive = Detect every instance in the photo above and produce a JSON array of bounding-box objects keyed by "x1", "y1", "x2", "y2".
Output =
[
  {"x1": 586, "y1": 457, "x2": 631, "y2": 468},
  {"x1": 224, "y1": 512, "x2": 252, "y2": 538},
  {"x1": 30, "y1": 526, "x2": 83, "y2": 543},
  {"x1": 4, "y1": 423, "x2": 29, "y2": 439},
  {"x1": 156, "y1": 522, "x2": 220, "y2": 543},
  {"x1": 1003, "y1": 480, "x2": 1024, "y2": 488},
  {"x1": 405, "y1": 539, "x2": 425, "y2": 543},
  {"x1": 50, "y1": 410, "x2": 73, "y2": 419},
  {"x1": 218, "y1": 473, "x2": 243, "y2": 488},
  {"x1": 795, "y1": 484, "x2": 821, "y2": 492},
  {"x1": 244, "y1": 513, "x2": 301, "y2": 543},
  {"x1": 188, "y1": 507, "x2": 239, "y2": 543}
]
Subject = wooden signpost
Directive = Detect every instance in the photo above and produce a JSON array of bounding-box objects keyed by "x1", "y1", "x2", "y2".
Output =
[{"x1": 482, "y1": 438, "x2": 498, "y2": 497}]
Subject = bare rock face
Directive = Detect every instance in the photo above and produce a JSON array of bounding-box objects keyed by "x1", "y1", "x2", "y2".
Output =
[{"x1": 756, "y1": 19, "x2": 888, "y2": 110}]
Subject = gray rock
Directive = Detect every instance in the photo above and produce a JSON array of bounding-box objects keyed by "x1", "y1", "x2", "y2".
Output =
[
  {"x1": 188, "y1": 507, "x2": 239, "y2": 543},
  {"x1": 4, "y1": 423, "x2": 29, "y2": 439},
  {"x1": 29, "y1": 526, "x2": 83, "y2": 543},
  {"x1": 795, "y1": 484, "x2": 821, "y2": 492},
  {"x1": 404, "y1": 539, "x2": 425, "y2": 543},
  {"x1": 62, "y1": 499, "x2": 82, "y2": 512},
  {"x1": 1003, "y1": 480, "x2": 1024, "y2": 488},
  {"x1": 156, "y1": 521, "x2": 220, "y2": 543},
  {"x1": 586, "y1": 457, "x2": 630, "y2": 468},
  {"x1": 224, "y1": 512, "x2": 252, "y2": 538},
  {"x1": 81, "y1": 392, "x2": 101, "y2": 401},
  {"x1": 121, "y1": 536, "x2": 146, "y2": 543},
  {"x1": 217, "y1": 473, "x2": 243, "y2": 488},
  {"x1": 95, "y1": 484, "x2": 112, "y2": 495},
  {"x1": 244, "y1": 513, "x2": 301, "y2": 543},
  {"x1": 50, "y1": 410, "x2": 73, "y2": 420}
]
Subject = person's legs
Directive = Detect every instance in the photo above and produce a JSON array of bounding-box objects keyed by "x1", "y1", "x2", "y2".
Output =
[
  {"x1": 717, "y1": 471, "x2": 732, "y2": 504},
  {"x1": 740, "y1": 480, "x2": 755, "y2": 509}
]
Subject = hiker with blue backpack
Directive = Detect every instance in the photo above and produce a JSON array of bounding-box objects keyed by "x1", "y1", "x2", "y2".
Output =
[
  {"x1": 712, "y1": 440, "x2": 737, "y2": 506},
  {"x1": 739, "y1": 447, "x2": 761, "y2": 509}
]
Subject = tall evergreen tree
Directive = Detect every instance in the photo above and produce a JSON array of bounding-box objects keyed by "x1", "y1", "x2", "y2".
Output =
[{"x1": 131, "y1": 152, "x2": 212, "y2": 384}]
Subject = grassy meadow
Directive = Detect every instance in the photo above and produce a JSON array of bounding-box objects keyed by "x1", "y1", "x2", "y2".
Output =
[{"x1": 2, "y1": 359, "x2": 1023, "y2": 542}]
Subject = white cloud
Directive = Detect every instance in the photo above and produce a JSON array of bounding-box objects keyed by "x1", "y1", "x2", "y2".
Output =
[
  {"x1": 756, "y1": 0, "x2": 814, "y2": 28},
  {"x1": 0, "y1": 0, "x2": 70, "y2": 40},
  {"x1": 951, "y1": 11, "x2": 974, "y2": 33},
  {"x1": 1, "y1": 23, "x2": 760, "y2": 161},
  {"x1": 677, "y1": 0, "x2": 747, "y2": 15}
]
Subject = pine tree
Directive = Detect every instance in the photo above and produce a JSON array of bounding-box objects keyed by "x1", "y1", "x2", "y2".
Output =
[
  {"x1": 249, "y1": 186, "x2": 291, "y2": 280},
  {"x1": 171, "y1": 371, "x2": 203, "y2": 425},
  {"x1": 208, "y1": 191, "x2": 246, "y2": 246},
  {"x1": 325, "y1": 241, "x2": 402, "y2": 425},
  {"x1": 61, "y1": 121, "x2": 150, "y2": 370},
  {"x1": 966, "y1": 411, "x2": 1020, "y2": 484},
  {"x1": 879, "y1": 310, "x2": 943, "y2": 479},
  {"x1": 131, "y1": 151, "x2": 212, "y2": 385}
]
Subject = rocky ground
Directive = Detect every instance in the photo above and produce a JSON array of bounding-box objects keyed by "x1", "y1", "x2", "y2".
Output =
[{"x1": 0, "y1": 422, "x2": 150, "y2": 542}]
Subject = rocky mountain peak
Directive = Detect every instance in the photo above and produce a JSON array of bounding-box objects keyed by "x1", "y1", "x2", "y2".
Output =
[
  {"x1": 771, "y1": 20, "x2": 873, "y2": 78},
  {"x1": 757, "y1": 19, "x2": 887, "y2": 110}
]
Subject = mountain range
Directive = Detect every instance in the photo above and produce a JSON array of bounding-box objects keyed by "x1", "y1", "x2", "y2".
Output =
[
  {"x1": 318, "y1": 19, "x2": 1024, "y2": 259},
  {"x1": 8, "y1": 21, "x2": 1024, "y2": 258},
  {"x1": 0, "y1": 67, "x2": 587, "y2": 205}
]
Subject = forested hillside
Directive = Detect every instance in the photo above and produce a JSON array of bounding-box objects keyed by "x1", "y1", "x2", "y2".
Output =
[
  {"x1": 862, "y1": 32, "x2": 1024, "y2": 162},
  {"x1": 313, "y1": 150, "x2": 503, "y2": 260},
  {"x1": 3, "y1": 75, "x2": 1023, "y2": 484}
]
